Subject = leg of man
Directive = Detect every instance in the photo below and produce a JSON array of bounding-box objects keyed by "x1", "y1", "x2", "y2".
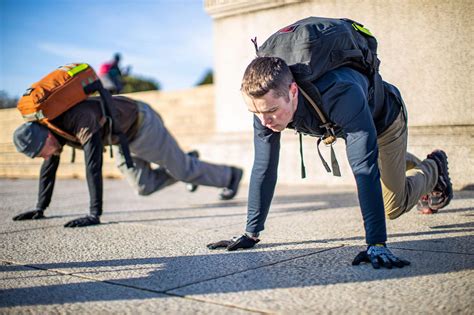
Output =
[
  {"x1": 406, "y1": 152, "x2": 421, "y2": 170},
  {"x1": 114, "y1": 147, "x2": 177, "y2": 196},
  {"x1": 377, "y1": 112, "x2": 438, "y2": 219},
  {"x1": 128, "y1": 102, "x2": 232, "y2": 189}
]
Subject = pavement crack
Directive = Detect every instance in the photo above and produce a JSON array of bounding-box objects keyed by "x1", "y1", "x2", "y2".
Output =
[
  {"x1": 0, "y1": 225, "x2": 63, "y2": 235},
  {"x1": 163, "y1": 245, "x2": 344, "y2": 293},
  {"x1": 0, "y1": 259, "x2": 268, "y2": 313}
]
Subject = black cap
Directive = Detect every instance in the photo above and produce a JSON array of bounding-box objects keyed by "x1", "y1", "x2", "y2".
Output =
[{"x1": 13, "y1": 122, "x2": 49, "y2": 158}]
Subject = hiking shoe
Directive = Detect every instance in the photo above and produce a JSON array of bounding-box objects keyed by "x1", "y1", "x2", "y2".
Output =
[
  {"x1": 426, "y1": 150, "x2": 453, "y2": 210},
  {"x1": 417, "y1": 194, "x2": 438, "y2": 214},
  {"x1": 186, "y1": 150, "x2": 199, "y2": 192},
  {"x1": 219, "y1": 167, "x2": 243, "y2": 200}
]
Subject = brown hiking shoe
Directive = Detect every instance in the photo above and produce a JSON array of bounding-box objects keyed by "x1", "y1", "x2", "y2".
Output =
[{"x1": 426, "y1": 150, "x2": 453, "y2": 210}]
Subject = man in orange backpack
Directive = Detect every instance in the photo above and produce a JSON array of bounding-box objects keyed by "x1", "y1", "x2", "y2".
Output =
[{"x1": 12, "y1": 96, "x2": 243, "y2": 227}]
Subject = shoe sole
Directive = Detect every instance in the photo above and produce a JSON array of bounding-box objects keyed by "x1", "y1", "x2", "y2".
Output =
[
  {"x1": 417, "y1": 197, "x2": 438, "y2": 215},
  {"x1": 417, "y1": 206, "x2": 438, "y2": 214},
  {"x1": 219, "y1": 168, "x2": 243, "y2": 200},
  {"x1": 428, "y1": 150, "x2": 453, "y2": 210}
]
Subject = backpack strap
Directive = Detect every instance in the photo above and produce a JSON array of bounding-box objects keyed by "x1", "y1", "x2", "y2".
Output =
[
  {"x1": 298, "y1": 132, "x2": 306, "y2": 178},
  {"x1": 42, "y1": 120, "x2": 78, "y2": 143},
  {"x1": 298, "y1": 85, "x2": 337, "y2": 145},
  {"x1": 297, "y1": 85, "x2": 341, "y2": 177},
  {"x1": 83, "y1": 80, "x2": 134, "y2": 169}
]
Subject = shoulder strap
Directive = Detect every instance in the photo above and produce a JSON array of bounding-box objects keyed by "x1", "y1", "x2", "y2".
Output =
[
  {"x1": 297, "y1": 85, "x2": 341, "y2": 177},
  {"x1": 42, "y1": 120, "x2": 78, "y2": 143},
  {"x1": 94, "y1": 82, "x2": 134, "y2": 169},
  {"x1": 297, "y1": 85, "x2": 336, "y2": 145},
  {"x1": 298, "y1": 86, "x2": 328, "y2": 124}
]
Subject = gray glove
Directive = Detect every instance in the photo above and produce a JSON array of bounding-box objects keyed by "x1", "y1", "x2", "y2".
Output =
[{"x1": 352, "y1": 244, "x2": 411, "y2": 269}]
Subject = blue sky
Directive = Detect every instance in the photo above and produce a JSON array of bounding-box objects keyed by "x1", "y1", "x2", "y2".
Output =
[{"x1": 0, "y1": 0, "x2": 213, "y2": 98}]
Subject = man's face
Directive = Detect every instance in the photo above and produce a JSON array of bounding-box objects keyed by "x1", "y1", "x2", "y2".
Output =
[
  {"x1": 37, "y1": 133, "x2": 62, "y2": 160},
  {"x1": 243, "y1": 82, "x2": 298, "y2": 132}
]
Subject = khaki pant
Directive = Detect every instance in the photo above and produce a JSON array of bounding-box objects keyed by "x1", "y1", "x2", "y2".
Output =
[{"x1": 377, "y1": 112, "x2": 438, "y2": 219}]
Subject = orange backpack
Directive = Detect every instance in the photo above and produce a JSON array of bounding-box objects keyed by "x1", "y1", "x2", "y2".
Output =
[
  {"x1": 17, "y1": 63, "x2": 134, "y2": 168},
  {"x1": 17, "y1": 63, "x2": 101, "y2": 142}
]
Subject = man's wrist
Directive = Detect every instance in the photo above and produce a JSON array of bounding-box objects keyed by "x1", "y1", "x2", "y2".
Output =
[{"x1": 245, "y1": 231, "x2": 260, "y2": 239}]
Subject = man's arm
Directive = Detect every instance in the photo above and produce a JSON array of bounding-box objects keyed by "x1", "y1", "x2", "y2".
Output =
[
  {"x1": 83, "y1": 131, "x2": 103, "y2": 217},
  {"x1": 12, "y1": 154, "x2": 61, "y2": 221},
  {"x1": 246, "y1": 115, "x2": 281, "y2": 235},
  {"x1": 207, "y1": 116, "x2": 280, "y2": 250},
  {"x1": 321, "y1": 80, "x2": 387, "y2": 245},
  {"x1": 63, "y1": 131, "x2": 103, "y2": 227},
  {"x1": 37, "y1": 154, "x2": 61, "y2": 210}
]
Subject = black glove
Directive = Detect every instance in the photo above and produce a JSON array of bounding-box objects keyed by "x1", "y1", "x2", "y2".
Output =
[
  {"x1": 207, "y1": 234, "x2": 260, "y2": 251},
  {"x1": 352, "y1": 244, "x2": 411, "y2": 269},
  {"x1": 12, "y1": 209, "x2": 45, "y2": 221},
  {"x1": 64, "y1": 215, "x2": 100, "y2": 228}
]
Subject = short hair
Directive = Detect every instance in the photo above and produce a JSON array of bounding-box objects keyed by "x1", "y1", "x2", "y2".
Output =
[{"x1": 241, "y1": 57, "x2": 294, "y2": 101}]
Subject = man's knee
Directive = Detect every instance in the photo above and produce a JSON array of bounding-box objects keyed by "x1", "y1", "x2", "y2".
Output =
[
  {"x1": 136, "y1": 185, "x2": 154, "y2": 196},
  {"x1": 386, "y1": 205, "x2": 409, "y2": 220}
]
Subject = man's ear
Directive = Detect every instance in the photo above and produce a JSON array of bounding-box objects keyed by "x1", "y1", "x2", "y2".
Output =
[
  {"x1": 46, "y1": 132, "x2": 54, "y2": 142},
  {"x1": 46, "y1": 132, "x2": 60, "y2": 146},
  {"x1": 289, "y1": 82, "x2": 298, "y2": 98}
]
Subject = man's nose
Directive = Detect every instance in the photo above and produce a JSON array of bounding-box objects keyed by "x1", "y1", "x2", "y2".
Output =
[{"x1": 259, "y1": 113, "x2": 272, "y2": 125}]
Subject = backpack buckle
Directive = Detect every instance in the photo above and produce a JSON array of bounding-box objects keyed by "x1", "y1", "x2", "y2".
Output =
[{"x1": 320, "y1": 124, "x2": 337, "y2": 146}]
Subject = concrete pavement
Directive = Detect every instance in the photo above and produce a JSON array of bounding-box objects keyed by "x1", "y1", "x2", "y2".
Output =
[{"x1": 1, "y1": 178, "x2": 473, "y2": 314}]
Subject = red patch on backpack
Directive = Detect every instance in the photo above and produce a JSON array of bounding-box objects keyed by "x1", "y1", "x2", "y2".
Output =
[{"x1": 278, "y1": 25, "x2": 298, "y2": 33}]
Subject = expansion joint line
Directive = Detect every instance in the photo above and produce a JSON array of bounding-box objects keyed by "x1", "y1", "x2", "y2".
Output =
[{"x1": 1, "y1": 245, "x2": 344, "y2": 314}]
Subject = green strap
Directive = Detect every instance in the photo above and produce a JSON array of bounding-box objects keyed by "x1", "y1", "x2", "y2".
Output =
[
  {"x1": 317, "y1": 138, "x2": 331, "y2": 173},
  {"x1": 330, "y1": 145, "x2": 341, "y2": 177},
  {"x1": 71, "y1": 147, "x2": 76, "y2": 163},
  {"x1": 299, "y1": 133, "x2": 306, "y2": 179},
  {"x1": 67, "y1": 63, "x2": 89, "y2": 77},
  {"x1": 316, "y1": 138, "x2": 341, "y2": 177},
  {"x1": 352, "y1": 22, "x2": 374, "y2": 37}
]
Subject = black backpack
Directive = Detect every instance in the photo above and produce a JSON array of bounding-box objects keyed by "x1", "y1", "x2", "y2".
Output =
[
  {"x1": 256, "y1": 17, "x2": 383, "y2": 140},
  {"x1": 255, "y1": 17, "x2": 383, "y2": 177}
]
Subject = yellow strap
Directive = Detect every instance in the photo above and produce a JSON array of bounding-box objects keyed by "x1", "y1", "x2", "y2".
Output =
[
  {"x1": 352, "y1": 23, "x2": 373, "y2": 37},
  {"x1": 67, "y1": 63, "x2": 89, "y2": 77}
]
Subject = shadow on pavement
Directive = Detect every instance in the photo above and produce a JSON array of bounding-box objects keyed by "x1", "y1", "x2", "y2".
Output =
[{"x1": 1, "y1": 234, "x2": 473, "y2": 308}]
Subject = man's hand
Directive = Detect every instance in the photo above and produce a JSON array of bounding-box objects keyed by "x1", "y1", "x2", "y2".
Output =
[
  {"x1": 207, "y1": 234, "x2": 260, "y2": 251},
  {"x1": 352, "y1": 244, "x2": 411, "y2": 269},
  {"x1": 64, "y1": 215, "x2": 100, "y2": 228},
  {"x1": 12, "y1": 209, "x2": 45, "y2": 221}
]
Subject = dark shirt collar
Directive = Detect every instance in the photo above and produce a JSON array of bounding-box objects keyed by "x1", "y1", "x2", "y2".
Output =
[{"x1": 287, "y1": 92, "x2": 308, "y2": 129}]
